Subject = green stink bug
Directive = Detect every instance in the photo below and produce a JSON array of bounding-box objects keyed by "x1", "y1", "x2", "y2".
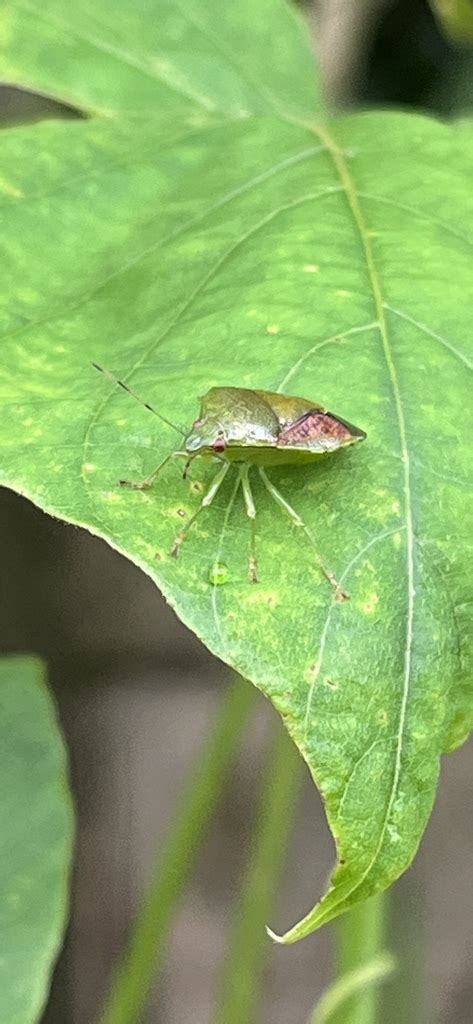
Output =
[{"x1": 92, "y1": 368, "x2": 366, "y2": 599}]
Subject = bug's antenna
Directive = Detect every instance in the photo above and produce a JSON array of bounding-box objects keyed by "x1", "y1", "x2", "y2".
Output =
[{"x1": 92, "y1": 363, "x2": 186, "y2": 438}]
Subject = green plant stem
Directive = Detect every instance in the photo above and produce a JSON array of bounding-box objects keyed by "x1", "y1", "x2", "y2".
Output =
[
  {"x1": 310, "y1": 952, "x2": 396, "y2": 1024},
  {"x1": 214, "y1": 725, "x2": 303, "y2": 1024},
  {"x1": 329, "y1": 891, "x2": 391, "y2": 1024},
  {"x1": 99, "y1": 675, "x2": 256, "y2": 1024},
  {"x1": 385, "y1": 876, "x2": 425, "y2": 1024}
]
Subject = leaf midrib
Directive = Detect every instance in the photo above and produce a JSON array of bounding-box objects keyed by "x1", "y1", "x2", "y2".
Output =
[{"x1": 305, "y1": 120, "x2": 415, "y2": 925}]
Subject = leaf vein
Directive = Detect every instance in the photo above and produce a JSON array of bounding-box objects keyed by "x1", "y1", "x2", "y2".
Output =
[
  {"x1": 303, "y1": 525, "x2": 405, "y2": 739},
  {"x1": 172, "y1": 0, "x2": 297, "y2": 119},
  {"x1": 0, "y1": 119, "x2": 240, "y2": 213},
  {"x1": 385, "y1": 304, "x2": 472, "y2": 371},
  {"x1": 82, "y1": 187, "x2": 344, "y2": 481},
  {"x1": 357, "y1": 190, "x2": 473, "y2": 249},
  {"x1": 13, "y1": 0, "x2": 216, "y2": 111},
  {"x1": 337, "y1": 736, "x2": 395, "y2": 819},
  {"x1": 2, "y1": 158, "x2": 336, "y2": 352},
  {"x1": 276, "y1": 321, "x2": 379, "y2": 393}
]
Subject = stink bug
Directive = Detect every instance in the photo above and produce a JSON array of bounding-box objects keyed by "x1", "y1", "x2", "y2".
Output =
[{"x1": 92, "y1": 368, "x2": 366, "y2": 599}]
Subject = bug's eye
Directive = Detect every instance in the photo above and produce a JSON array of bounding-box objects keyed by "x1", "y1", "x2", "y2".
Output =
[
  {"x1": 213, "y1": 433, "x2": 226, "y2": 453},
  {"x1": 192, "y1": 418, "x2": 203, "y2": 429}
]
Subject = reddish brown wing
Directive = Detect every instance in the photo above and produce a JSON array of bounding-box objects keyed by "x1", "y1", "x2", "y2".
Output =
[{"x1": 277, "y1": 409, "x2": 361, "y2": 447}]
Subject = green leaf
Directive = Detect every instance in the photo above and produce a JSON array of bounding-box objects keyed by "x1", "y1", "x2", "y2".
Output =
[
  {"x1": 0, "y1": 0, "x2": 320, "y2": 118},
  {"x1": 429, "y1": 0, "x2": 473, "y2": 43},
  {"x1": 0, "y1": 0, "x2": 472, "y2": 941},
  {"x1": 0, "y1": 656, "x2": 73, "y2": 1023}
]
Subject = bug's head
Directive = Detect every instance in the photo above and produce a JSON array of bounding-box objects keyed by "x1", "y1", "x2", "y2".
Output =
[
  {"x1": 184, "y1": 386, "x2": 275, "y2": 457},
  {"x1": 185, "y1": 414, "x2": 227, "y2": 457},
  {"x1": 184, "y1": 388, "x2": 241, "y2": 457}
]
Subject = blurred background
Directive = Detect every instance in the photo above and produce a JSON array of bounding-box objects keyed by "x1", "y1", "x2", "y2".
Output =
[{"x1": 1, "y1": 2, "x2": 472, "y2": 1022}]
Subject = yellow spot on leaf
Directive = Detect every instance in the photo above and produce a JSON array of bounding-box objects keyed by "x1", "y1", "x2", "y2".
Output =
[
  {"x1": 18, "y1": 287, "x2": 40, "y2": 305},
  {"x1": 336, "y1": 289, "x2": 351, "y2": 298},
  {"x1": 391, "y1": 500, "x2": 401, "y2": 515},
  {"x1": 0, "y1": 177, "x2": 23, "y2": 199},
  {"x1": 362, "y1": 592, "x2": 380, "y2": 614},
  {"x1": 304, "y1": 662, "x2": 320, "y2": 685},
  {"x1": 303, "y1": 264, "x2": 319, "y2": 273},
  {"x1": 266, "y1": 324, "x2": 280, "y2": 334},
  {"x1": 82, "y1": 463, "x2": 96, "y2": 473},
  {"x1": 139, "y1": 541, "x2": 162, "y2": 560},
  {"x1": 101, "y1": 491, "x2": 122, "y2": 502},
  {"x1": 244, "y1": 589, "x2": 280, "y2": 607}
]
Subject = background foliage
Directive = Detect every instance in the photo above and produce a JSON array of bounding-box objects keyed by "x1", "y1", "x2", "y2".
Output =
[{"x1": 0, "y1": 656, "x2": 72, "y2": 1024}]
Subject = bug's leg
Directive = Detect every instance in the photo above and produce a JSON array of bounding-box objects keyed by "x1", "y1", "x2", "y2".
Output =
[
  {"x1": 120, "y1": 451, "x2": 187, "y2": 490},
  {"x1": 182, "y1": 453, "x2": 203, "y2": 480},
  {"x1": 239, "y1": 464, "x2": 258, "y2": 583},
  {"x1": 171, "y1": 460, "x2": 230, "y2": 558},
  {"x1": 258, "y1": 467, "x2": 348, "y2": 600}
]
